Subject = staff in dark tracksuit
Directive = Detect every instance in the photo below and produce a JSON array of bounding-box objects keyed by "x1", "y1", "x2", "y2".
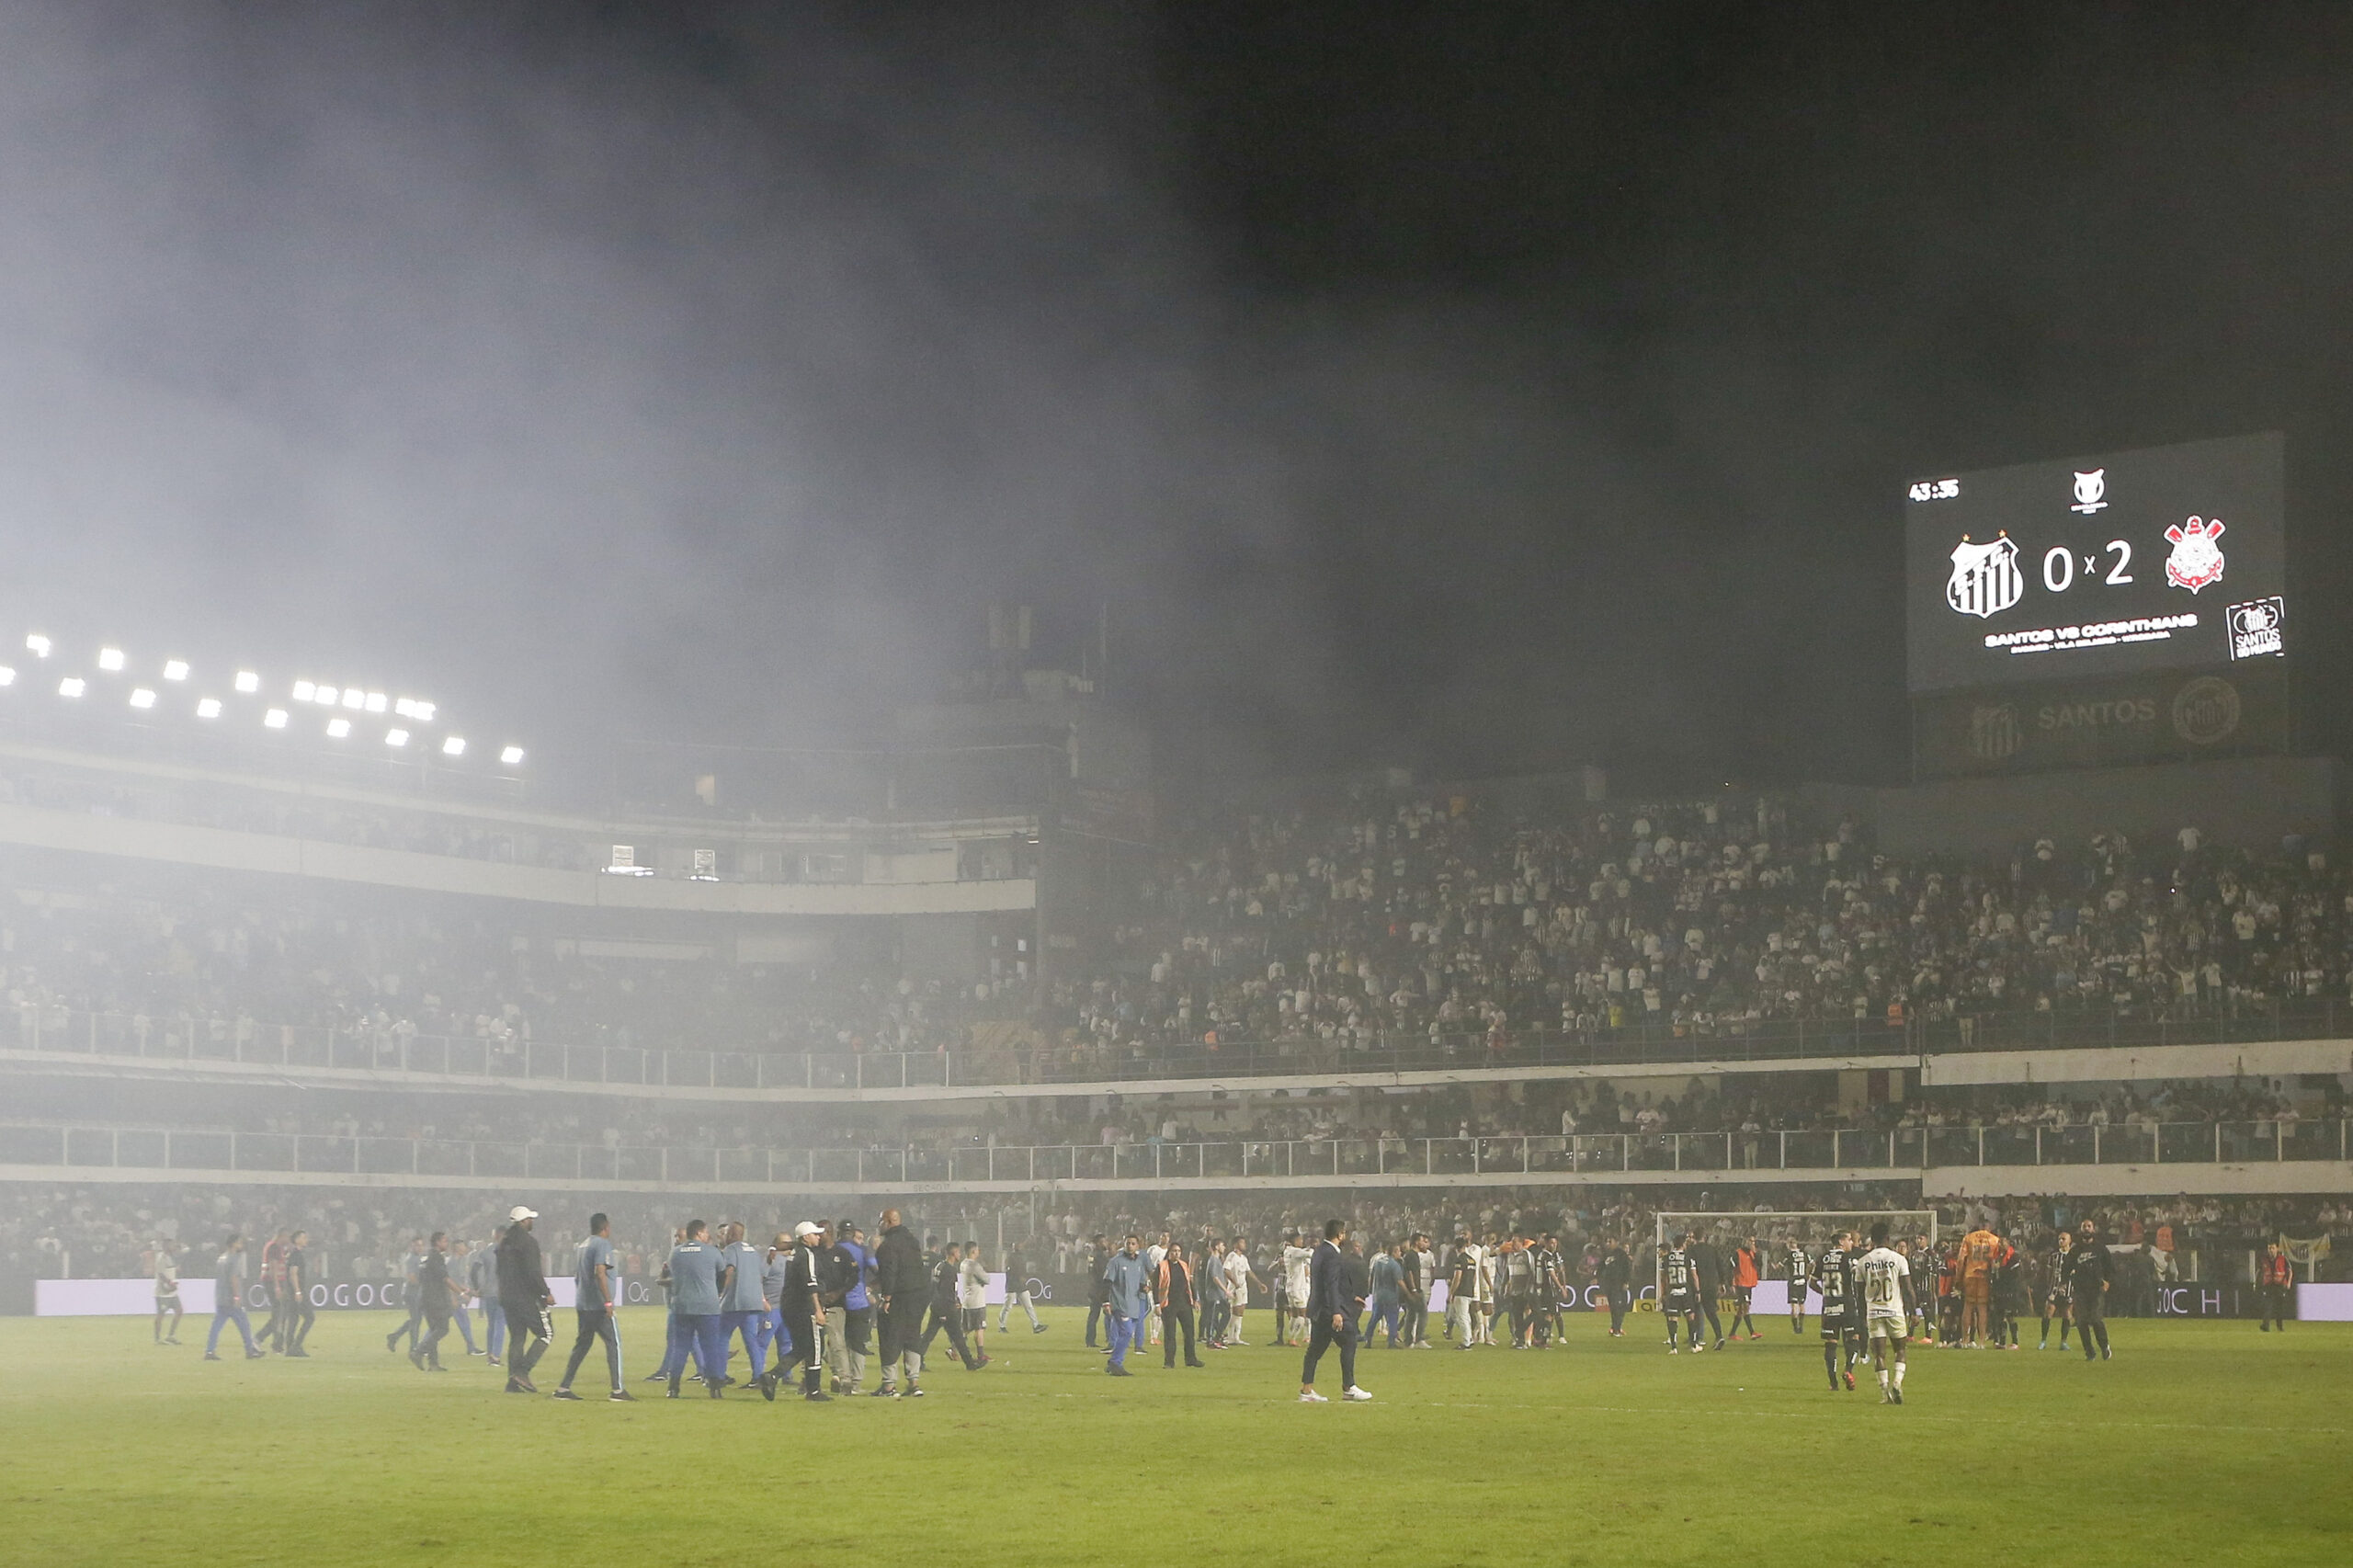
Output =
[
  {"x1": 767, "y1": 1221, "x2": 832, "y2": 1402},
  {"x1": 1298, "y1": 1220, "x2": 1366, "y2": 1401},
  {"x1": 281, "y1": 1231, "x2": 316, "y2": 1357},
  {"x1": 412, "y1": 1233, "x2": 456, "y2": 1371},
  {"x1": 552, "y1": 1212, "x2": 633, "y2": 1401},
  {"x1": 2068, "y1": 1221, "x2": 2113, "y2": 1361},
  {"x1": 873, "y1": 1209, "x2": 929, "y2": 1398},
  {"x1": 919, "y1": 1241, "x2": 980, "y2": 1369},
  {"x1": 1598, "y1": 1240, "x2": 1633, "y2": 1336}
]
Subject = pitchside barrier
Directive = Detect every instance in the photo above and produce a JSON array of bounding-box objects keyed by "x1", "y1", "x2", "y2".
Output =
[{"x1": 31, "y1": 1272, "x2": 1017, "y2": 1318}]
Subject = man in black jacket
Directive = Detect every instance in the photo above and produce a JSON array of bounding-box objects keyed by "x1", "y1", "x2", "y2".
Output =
[
  {"x1": 918, "y1": 1241, "x2": 980, "y2": 1370},
  {"x1": 1298, "y1": 1219, "x2": 1369, "y2": 1403},
  {"x1": 872, "y1": 1209, "x2": 929, "y2": 1398},
  {"x1": 494, "y1": 1206, "x2": 553, "y2": 1393},
  {"x1": 1598, "y1": 1239, "x2": 1632, "y2": 1337},
  {"x1": 2067, "y1": 1220, "x2": 2114, "y2": 1362},
  {"x1": 1160, "y1": 1242, "x2": 1205, "y2": 1369}
]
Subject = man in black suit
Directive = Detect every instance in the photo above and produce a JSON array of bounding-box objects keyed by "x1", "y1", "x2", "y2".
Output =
[{"x1": 1297, "y1": 1219, "x2": 1370, "y2": 1403}]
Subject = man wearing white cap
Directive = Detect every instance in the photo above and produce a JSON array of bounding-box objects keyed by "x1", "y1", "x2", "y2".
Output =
[
  {"x1": 767, "y1": 1221, "x2": 832, "y2": 1403},
  {"x1": 494, "y1": 1206, "x2": 553, "y2": 1393}
]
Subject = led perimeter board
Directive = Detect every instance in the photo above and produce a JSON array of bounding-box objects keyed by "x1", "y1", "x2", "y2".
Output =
[{"x1": 1904, "y1": 432, "x2": 2284, "y2": 694}]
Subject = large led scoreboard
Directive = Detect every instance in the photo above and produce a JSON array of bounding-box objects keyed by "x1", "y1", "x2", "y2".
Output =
[{"x1": 1904, "y1": 434, "x2": 2288, "y2": 778}]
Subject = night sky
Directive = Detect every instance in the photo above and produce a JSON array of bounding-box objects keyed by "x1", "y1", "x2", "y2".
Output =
[{"x1": 4, "y1": 2, "x2": 2352, "y2": 790}]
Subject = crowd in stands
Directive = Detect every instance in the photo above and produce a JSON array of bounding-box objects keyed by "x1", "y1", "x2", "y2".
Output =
[{"x1": 8, "y1": 788, "x2": 2353, "y2": 1081}]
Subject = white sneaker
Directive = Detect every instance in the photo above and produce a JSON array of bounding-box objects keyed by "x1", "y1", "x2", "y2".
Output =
[
  {"x1": 1298, "y1": 1389, "x2": 1329, "y2": 1403},
  {"x1": 1692, "y1": 1343, "x2": 1706, "y2": 1353},
  {"x1": 1342, "y1": 1386, "x2": 1372, "y2": 1402}
]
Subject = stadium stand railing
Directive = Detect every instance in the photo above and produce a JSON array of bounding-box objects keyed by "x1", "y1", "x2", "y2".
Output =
[{"x1": 3, "y1": 1119, "x2": 2344, "y2": 1187}]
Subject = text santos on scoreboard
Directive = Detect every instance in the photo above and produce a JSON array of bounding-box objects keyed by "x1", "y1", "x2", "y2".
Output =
[{"x1": 1904, "y1": 432, "x2": 2284, "y2": 694}]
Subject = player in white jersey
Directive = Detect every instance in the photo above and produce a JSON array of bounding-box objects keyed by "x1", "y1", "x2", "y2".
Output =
[
  {"x1": 1220, "y1": 1240, "x2": 1259, "y2": 1345},
  {"x1": 1856, "y1": 1221, "x2": 1913, "y2": 1404},
  {"x1": 1280, "y1": 1233, "x2": 1314, "y2": 1346}
]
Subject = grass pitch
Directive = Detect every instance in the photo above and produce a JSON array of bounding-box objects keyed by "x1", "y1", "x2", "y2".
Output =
[{"x1": 0, "y1": 1308, "x2": 2343, "y2": 1566}]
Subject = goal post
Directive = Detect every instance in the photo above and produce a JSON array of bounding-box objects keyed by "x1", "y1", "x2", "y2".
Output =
[{"x1": 1652, "y1": 1210, "x2": 1938, "y2": 1305}]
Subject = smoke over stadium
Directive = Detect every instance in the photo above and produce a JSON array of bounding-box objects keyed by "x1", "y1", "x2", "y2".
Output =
[{"x1": 0, "y1": 6, "x2": 2348, "y2": 1562}]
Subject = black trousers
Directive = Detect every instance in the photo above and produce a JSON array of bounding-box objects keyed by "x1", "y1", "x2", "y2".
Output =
[
  {"x1": 420, "y1": 1310, "x2": 451, "y2": 1366},
  {"x1": 919, "y1": 1299, "x2": 975, "y2": 1367},
  {"x1": 561, "y1": 1307, "x2": 624, "y2": 1391},
  {"x1": 778, "y1": 1309, "x2": 821, "y2": 1392},
  {"x1": 1162, "y1": 1305, "x2": 1197, "y2": 1366},
  {"x1": 880, "y1": 1301, "x2": 927, "y2": 1376},
  {"x1": 1086, "y1": 1301, "x2": 1107, "y2": 1346},
  {"x1": 502, "y1": 1299, "x2": 551, "y2": 1376},
  {"x1": 285, "y1": 1296, "x2": 316, "y2": 1351},
  {"x1": 1605, "y1": 1286, "x2": 1629, "y2": 1333},
  {"x1": 2076, "y1": 1296, "x2": 2110, "y2": 1358},
  {"x1": 1301, "y1": 1314, "x2": 1357, "y2": 1389}
]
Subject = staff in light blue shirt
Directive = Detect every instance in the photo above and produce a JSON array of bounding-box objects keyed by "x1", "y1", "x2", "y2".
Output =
[
  {"x1": 552, "y1": 1213, "x2": 633, "y2": 1401},
  {"x1": 1102, "y1": 1233, "x2": 1148, "y2": 1376},
  {"x1": 718, "y1": 1222, "x2": 769, "y2": 1389},
  {"x1": 666, "y1": 1221, "x2": 728, "y2": 1400}
]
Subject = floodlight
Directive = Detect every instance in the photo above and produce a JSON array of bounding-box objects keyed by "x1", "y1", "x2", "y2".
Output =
[
  {"x1": 97, "y1": 647, "x2": 125, "y2": 672},
  {"x1": 313, "y1": 685, "x2": 337, "y2": 705},
  {"x1": 394, "y1": 698, "x2": 419, "y2": 720},
  {"x1": 411, "y1": 700, "x2": 435, "y2": 722},
  {"x1": 441, "y1": 735, "x2": 465, "y2": 756},
  {"x1": 196, "y1": 698, "x2": 222, "y2": 719},
  {"x1": 58, "y1": 676, "x2": 85, "y2": 698},
  {"x1": 500, "y1": 744, "x2": 525, "y2": 767},
  {"x1": 263, "y1": 708, "x2": 289, "y2": 729},
  {"x1": 341, "y1": 688, "x2": 365, "y2": 710},
  {"x1": 0, "y1": 666, "x2": 13, "y2": 687},
  {"x1": 129, "y1": 687, "x2": 156, "y2": 710},
  {"x1": 25, "y1": 633, "x2": 51, "y2": 658},
  {"x1": 385, "y1": 728, "x2": 409, "y2": 747},
  {"x1": 292, "y1": 680, "x2": 317, "y2": 702},
  {"x1": 325, "y1": 717, "x2": 351, "y2": 738},
  {"x1": 364, "y1": 691, "x2": 387, "y2": 713},
  {"x1": 234, "y1": 670, "x2": 260, "y2": 694},
  {"x1": 163, "y1": 660, "x2": 189, "y2": 682}
]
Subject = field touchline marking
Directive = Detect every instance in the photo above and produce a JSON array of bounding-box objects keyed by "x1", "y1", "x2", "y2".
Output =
[{"x1": 1396, "y1": 1399, "x2": 2347, "y2": 1437}]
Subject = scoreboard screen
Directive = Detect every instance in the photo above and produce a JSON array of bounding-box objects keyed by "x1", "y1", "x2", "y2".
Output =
[{"x1": 1904, "y1": 432, "x2": 2284, "y2": 694}]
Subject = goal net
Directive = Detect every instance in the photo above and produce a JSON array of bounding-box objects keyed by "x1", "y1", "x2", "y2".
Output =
[{"x1": 1652, "y1": 1210, "x2": 1938, "y2": 1309}]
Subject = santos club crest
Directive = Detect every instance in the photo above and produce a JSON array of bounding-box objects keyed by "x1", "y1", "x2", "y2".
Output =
[
  {"x1": 2164, "y1": 517, "x2": 2226, "y2": 593},
  {"x1": 1946, "y1": 534, "x2": 2023, "y2": 619}
]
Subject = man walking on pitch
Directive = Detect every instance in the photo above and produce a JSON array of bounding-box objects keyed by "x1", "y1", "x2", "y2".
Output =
[
  {"x1": 1158, "y1": 1241, "x2": 1205, "y2": 1368},
  {"x1": 1102, "y1": 1233, "x2": 1148, "y2": 1377},
  {"x1": 1598, "y1": 1238, "x2": 1631, "y2": 1338},
  {"x1": 552, "y1": 1213, "x2": 632, "y2": 1402},
  {"x1": 666, "y1": 1220, "x2": 728, "y2": 1399},
  {"x1": 1660, "y1": 1232, "x2": 1704, "y2": 1353},
  {"x1": 1728, "y1": 1236, "x2": 1761, "y2": 1340},
  {"x1": 2258, "y1": 1240, "x2": 2294, "y2": 1331},
  {"x1": 412, "y1": 1233, "x2": 457, "y2": 1370},
  {"x1": 2068, "y1": 1220, "x2": 2113, "y2": 1362},
  {"x1": 473, "y1": 1225, "x2": 507, "y2": 1367},
  {"x1": 718, "y1": 1222, "x2": 769, "y2": 1391},
  {"x1": 1298, "y1": 1219, "x2": 1370, "y2": 1403},
  {"x1": 385, "y1": 1235, "x2": 427, "y2": 1356},
  {"x1": 771, "y1": 1221, "x2": 832, "y2": 1402},
  {"x1": 1857, "y1": 1221, "x2": 1913, "y2": 1404},
  {"x1": 280, "y1": 1230, "x2": 316, "y2": 1358},
  {"x1": 874, "y1": 1208, "x2": 929, "y2": 1397},
  {"x1": 1783, "y1": 1233, "x2": 1812, "y2": 1335},
  {"x1": 153, "y1": 1238, "x2": 183, "y2": 1346},
  {"x1": 496, "y1": 1206, "x2": 554, "y2": 1393},
  {"x1": 203, "y1": 1233, "x2": 264, "y2": 1360},
  {"x1": 1812, "y1": 1229, "x2": 1859, "y2": 1392}
]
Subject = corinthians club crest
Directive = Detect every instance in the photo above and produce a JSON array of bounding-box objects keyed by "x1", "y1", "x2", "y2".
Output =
[
  {"x1": 1947, "y1": 534, "x2": 2023, "y2": 619},
  {"x1": 2164, "y1": 516, "x2": 2226, "y2": 593}
]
